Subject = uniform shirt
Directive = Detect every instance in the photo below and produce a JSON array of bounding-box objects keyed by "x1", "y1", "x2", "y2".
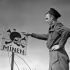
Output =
[
  {"x1": 31, "y1": 21, "x2": 70, "y2": 50},
  {"x1": 31, "y1": 21, "x2": 70, "y2": 69}
]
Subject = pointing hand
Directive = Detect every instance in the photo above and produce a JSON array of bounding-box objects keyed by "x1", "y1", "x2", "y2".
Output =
[{"x1": 22, "y1": 32, "x2": 31, "y2": 36}]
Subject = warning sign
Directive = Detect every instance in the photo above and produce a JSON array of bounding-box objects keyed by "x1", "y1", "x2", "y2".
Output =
[{"x1": 1, "y1": 29, "x2": 28, "y2": 55}]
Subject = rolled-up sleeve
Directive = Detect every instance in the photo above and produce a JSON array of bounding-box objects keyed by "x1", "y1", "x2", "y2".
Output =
[
  {"x1": 31, "y1": 33, "x2": 48, "y2": 40},
  {"x1": 59, "y1": 30, "x2": 69, "y2": 48},
  {"x1": 54, "y1": 22, "x2": 69, "y2": 48}
]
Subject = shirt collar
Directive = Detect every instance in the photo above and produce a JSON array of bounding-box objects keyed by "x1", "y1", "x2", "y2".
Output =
[{"x1": 50, "y1": 21, "x2": 58, "y2": 27}]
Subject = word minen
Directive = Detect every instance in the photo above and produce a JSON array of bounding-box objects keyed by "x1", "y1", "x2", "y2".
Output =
[{"x1": 2, "y1": 45, "x2": 25, "y2": 55}]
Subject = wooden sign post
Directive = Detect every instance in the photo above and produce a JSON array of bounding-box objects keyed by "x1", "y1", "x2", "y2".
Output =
[{"x1": 11, "y1": 52, "x2": 14, "y2": 70}]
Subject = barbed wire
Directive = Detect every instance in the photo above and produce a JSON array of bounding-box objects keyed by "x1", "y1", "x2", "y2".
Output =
[
  {"x1": 14, "y1": 60, "x2": 20, "y2": 70},
  {"x1": 15, "y1": 54, "x2": 31, "y2": 70},
  {"x1": 7, "y1": 52, "x2": 20, "y2": 70}
]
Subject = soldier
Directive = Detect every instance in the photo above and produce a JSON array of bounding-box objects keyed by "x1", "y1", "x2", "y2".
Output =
[{"x1": 22, "y1": 8, "x2": 70, "y2": 70}]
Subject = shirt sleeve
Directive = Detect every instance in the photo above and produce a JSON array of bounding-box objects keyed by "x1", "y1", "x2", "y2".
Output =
[
  {"x1": 59, "y1": 30, "x2": 68, "y2": 48},
  {"x1": 55, "y1": 22, "x2": 68, "y2": 49},
  {"x1": 31, "y1": 33, "x2": 48, "y2": 40}
]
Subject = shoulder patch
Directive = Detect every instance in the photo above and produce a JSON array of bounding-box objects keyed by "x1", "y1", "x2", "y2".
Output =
[
  {"x1": 55, "y1": 22, "x2": 64, "y2": 32},
  {"x1": 56, "y1": 22, "x2": 63, "y2": 27}
]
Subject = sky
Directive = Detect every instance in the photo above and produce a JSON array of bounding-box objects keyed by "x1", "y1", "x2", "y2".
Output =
[{"x1": 0, "y1": 0, "x2": 70, "y2": 70}]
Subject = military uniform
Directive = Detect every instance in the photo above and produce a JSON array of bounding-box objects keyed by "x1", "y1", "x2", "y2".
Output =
[{"x1": 31, "y1": 21, "x2": 70, "y2": 70}]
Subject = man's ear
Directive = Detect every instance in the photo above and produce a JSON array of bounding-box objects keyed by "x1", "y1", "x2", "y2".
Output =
[{"x1": 51, "y1": 15, "x2": 54, "y2": 20}]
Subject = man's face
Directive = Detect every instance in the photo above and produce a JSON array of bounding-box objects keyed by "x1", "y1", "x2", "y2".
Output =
[{"x1": 45, "y1": 13, "x2": 53, "y2": 25}]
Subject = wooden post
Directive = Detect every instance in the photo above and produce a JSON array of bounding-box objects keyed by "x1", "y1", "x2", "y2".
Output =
[{"x1": 11, "y1": 52, "x2": 14, "y2": 70}]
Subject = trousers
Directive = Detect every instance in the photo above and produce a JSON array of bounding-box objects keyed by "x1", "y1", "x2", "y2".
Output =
[{"x1": 49, "y1": 45, "x2": 69, "y2": 70}]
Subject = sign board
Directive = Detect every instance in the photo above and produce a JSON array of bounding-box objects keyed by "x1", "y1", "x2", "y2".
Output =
[{"x1": 1, "y1": 29, "x2": 28, "y2": 55}]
